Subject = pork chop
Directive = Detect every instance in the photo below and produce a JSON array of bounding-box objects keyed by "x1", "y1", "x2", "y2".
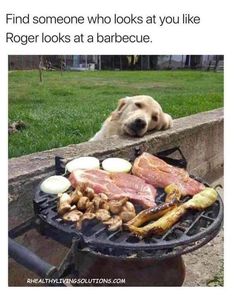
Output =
[
  {"x1": 69, "y1": 169, "x2": 157, "y2": 208},
  {"x1": 132, "y1": 152, "x2": 205, "y2": 196}
]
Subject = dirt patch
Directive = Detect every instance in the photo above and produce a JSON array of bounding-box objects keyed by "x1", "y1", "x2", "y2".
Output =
[
  {"x1": 8, "y1": 120, "x2": 27, "y2": 135},
  {"x1": 183, "y1": 228, "x2": 224, "y2": 286}
]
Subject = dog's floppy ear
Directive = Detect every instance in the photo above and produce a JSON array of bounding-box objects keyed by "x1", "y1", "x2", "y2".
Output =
[{"x1": 110, "y1": 98, "x2": 128, "y2": 121}]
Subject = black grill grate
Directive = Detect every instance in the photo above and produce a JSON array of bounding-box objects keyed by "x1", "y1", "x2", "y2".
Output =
[{"x1": 34, "y1": 178, "x2": 223, "y2": 259}]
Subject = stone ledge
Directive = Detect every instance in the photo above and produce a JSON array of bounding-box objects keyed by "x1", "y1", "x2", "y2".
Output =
[
  {"x1": 8, "y1": 108, "x2": 224, "y2": 228},
  {"x1": 9, "y1": 108, "x2": 223, "y2": 181}
]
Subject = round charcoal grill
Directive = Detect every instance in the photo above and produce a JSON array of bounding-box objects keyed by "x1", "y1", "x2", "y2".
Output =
[
  {"x1": 8, "y1": 148, "x2": 224, "y2": 285},
  {"x1": 34, "y1": 174, "x2": 223, "y2": 260}
]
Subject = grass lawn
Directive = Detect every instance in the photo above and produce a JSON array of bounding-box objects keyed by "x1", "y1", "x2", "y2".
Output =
[{"x1": 9, "y1": 70, "x2": 223, "y2": 158}]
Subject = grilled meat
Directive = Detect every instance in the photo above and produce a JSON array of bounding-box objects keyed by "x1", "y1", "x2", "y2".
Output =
[
  {"x1": 126, "y1": 199, "x2": 178, "y2": 228},
  {"x1": 128, "y1": 188, "x2": 217, "y2": 238},
  {"x1": 69, "y1": 169, "x2": 157, "y2": 208},
  {"x1": 128, "y1": 204, "x2": 186, "y2": 238},
  {"x1": 110, "y1": 172, "x2": 156, "y2": 208},
  {"x1": 132, "y1": 152, "x2": 205, "y2": 196}
]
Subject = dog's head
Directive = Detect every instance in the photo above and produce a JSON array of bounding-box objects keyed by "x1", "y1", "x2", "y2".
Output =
[{"x1": 111, "y1": 95, "x2": 173, "y2": 137}]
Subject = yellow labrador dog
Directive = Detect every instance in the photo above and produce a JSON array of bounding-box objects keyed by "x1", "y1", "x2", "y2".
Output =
[{"x1": 90, "y1": 95, "x2": 173, "y2": 141}]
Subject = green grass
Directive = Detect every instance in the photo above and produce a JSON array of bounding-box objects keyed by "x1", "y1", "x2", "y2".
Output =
[{"x1": 9, "y1": 70, "x2": 223, "y2": 158}]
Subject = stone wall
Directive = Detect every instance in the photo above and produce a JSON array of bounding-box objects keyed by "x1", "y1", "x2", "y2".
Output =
[{"x1": 8, "y1": 108, "x2": 223, "y2": 228}]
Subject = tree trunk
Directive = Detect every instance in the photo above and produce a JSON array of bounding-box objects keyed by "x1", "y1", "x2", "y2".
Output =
[
  {"x1": 38, "y1": 56, "x2": 44, "y2": 82},
  {"x1": 185, "y1": 55, "x2": 190, "y2": 67}
]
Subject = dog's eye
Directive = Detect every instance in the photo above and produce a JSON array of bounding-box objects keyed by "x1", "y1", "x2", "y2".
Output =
[
  {"x1": 135, "y1": 102, "x2": 143, "y2": 109},
  {"x1": 152, "y1": 114, "x2": 158, "y2": 122}
]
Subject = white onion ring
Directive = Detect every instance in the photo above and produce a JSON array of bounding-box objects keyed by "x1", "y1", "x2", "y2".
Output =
[
  {"x1": 102, "y1": 158, "x2": 132, "y2": 173},
  {"x1": 65, "y1": 157, "x2": 100, "y2": 172},
  {"x1": 40, "y1": 175, "x2": 71, "y2": 194}
]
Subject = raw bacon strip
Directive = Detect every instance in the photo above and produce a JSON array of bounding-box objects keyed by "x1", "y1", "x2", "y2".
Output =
[
  {"x1": 132, "y1": 152, "x2": 205, "y2": 196},
  {"x1": 69, "y1": 169, "x2": 157, "y2": 209}
]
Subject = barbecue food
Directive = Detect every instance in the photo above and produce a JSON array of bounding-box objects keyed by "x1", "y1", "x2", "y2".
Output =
[
  {"x1": 102, "y1": 158, "x2": 132, "y2": 173},
  {"x1": 40, "y1": 175, "x2": 71, "y2": 194},
  {"x1": 132, "y1": 152, "x2": 205, "y2": 196},
  {"x1": 66, "y1": 156, "x2": 100, "y2": 172},
  {"x1": 101, "y1": 201, "x2": 110, "y2": 211},
  {"x1": 84, "y1": 187, "x2": 95, "y2": 199},
  {"x1": 128, "y1": 188, "x2": 218, "y2": 238},
  {"x1": 109, "y1": 198, "x2": 128, "y2": 214},
  {"x1": 93, "y1": 195, "x2": 103, "y2": 210},
  {"x1": 69, "y1": 169, "x2": 157, "y2": 208},
  {"x1": 122, "y1": 201, "x2": 136, "y2": 213},
  {"x1": 99, "y1": 193, "x2": 109, "y2": 201},
  {"x1": 119, "y1": 210, "x2": 137, "y2": 223},
  {"x1": 58, "y1": 183, "x2": 136, "y2": 231},
  {"x1": 125, "y1": 199, "x2": 179, "y2": 228},
  {"x1": 62, "y1": 210, "x2": 83, "y2": 222},
  {"x1": 57, "y1": 193, "x2": 73, "y2": 215},
  {"x1": 82, "y1": 212, "x2": 96, "y2": 220},
  {"x1": 119, "y1": 201, "x2": 136, "y2": 222},
  {"x1": 76, "y1": 212, "x2": 96, "y2": 229},
  {"x1": 95, "y1": 209, "x2": 111, "y2": 221},
  {"x1": 70, "y1": 189, "x2": 83, "y2": 204},
  {"x1": 77, "y1": 196, "x2": 90, "y2": 211},
  {"x1": 184, "y1": 187, "x2": 218, "y2": 210},
  {"x1": 128, "y1": 205, "x2": 186, "y2": 238},
  {"x1": 85, "y1": 201, "x2": 96, "y2": 213},
  {"x1": 104, "y1": 216, "x2": 123, "y2": 231},
  {"x1": 111, "y1": 172, "x2": 156, "y2": 208},
  {"x1": 126, "y1": 184, "x2": 181, "y2": 227},
  {"x1": 164, "y1": 184, "x2": 182, "y2": 203}
]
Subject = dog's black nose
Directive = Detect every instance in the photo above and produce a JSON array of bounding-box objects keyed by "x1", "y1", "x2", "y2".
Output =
[
  {"x1": 129, "y1": 118, "x2": 147, "y2": 134},
  {"x1": 134, "y1": 118, "x2": 146, "y2": 129}
]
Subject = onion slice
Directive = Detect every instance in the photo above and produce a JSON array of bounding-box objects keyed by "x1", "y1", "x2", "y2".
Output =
[
  {"x1": 65, "y1": 157, "x2": 100, "y2": 172},
  {"x1": 102, "y1": 158, "x2": 132, "y2": 173},
  {"x1": 40, "y1": 175, "x2": 71, "y2": 194}
]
